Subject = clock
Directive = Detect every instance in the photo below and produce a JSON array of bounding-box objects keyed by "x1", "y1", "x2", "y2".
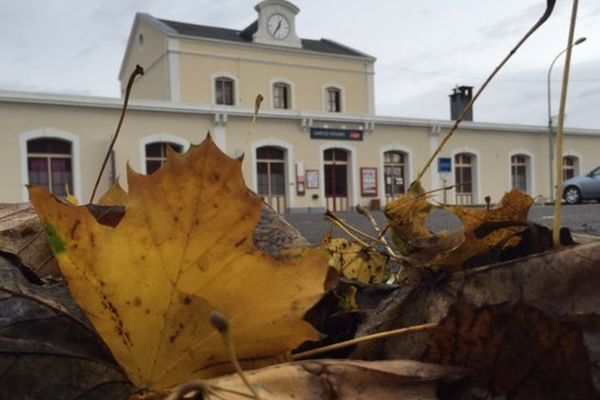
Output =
[{"x1": 267, "y1": 14, "x2": 290, "y2": 40}]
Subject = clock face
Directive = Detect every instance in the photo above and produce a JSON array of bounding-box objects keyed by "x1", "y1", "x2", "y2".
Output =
[{"x1": 267, "y1": 14, "x2": 290, "y2": 40}]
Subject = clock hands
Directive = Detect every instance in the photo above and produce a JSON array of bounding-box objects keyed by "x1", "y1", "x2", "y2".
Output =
[{"x1": 274, "y1": 20, "x2": 282, "y2": 34}]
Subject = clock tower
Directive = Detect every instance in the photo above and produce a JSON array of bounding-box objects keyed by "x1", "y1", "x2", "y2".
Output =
[{"x1": 253, "y1": 0, "x2": 302, "y2": 48}]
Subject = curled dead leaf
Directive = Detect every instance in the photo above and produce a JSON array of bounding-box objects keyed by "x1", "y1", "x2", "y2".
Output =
[{"x1": 167, "y1": 359, "x2": 469, "y2": 400}]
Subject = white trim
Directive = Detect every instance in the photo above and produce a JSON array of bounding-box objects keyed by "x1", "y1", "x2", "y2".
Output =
[
  {"x1": 378, "y1": 144, "x2": 414, "y2": 206},
  {"x1": 318, "y1": 142, "x2": 358, "y2": 210},
  {"x1": 19, "y1": 128, "x2": 82, "y2": 202},
  {"x1": 210, "y1": 72, "x2": 239, "y2": 106},
  {"x1": 366, "y1": 62, "x2": 375, "y2": 115},
  {"x1": 162, "y1": 32, "x2": 375, "y2": 63},
  {"x1": 2, "y1": 90, "x2": 599, "y2": 137},
  {"x1": 428, "y1": 126, "x2": 441, "y2": 201},
  {"x1": 508, "y1": 149, "x2": 536, "y2": 196},
  {"x1": 167, "y1": 39, "x2": 181, "y2": 102},
  {"x1": 250, "y1": 138, "x2": 295, "y2": 209},
  {"x1": 321, "y1": 82, "x2": 346, "y2": 114},
  {"x1": 268, "y1": 78, "x2": 296, "y2": 110},
  {"x1": 450, "y1": 147, "x2": 482, "y2": 204},
  {"x1": 563, "y1": 149, "x2": 583, "y2": 176},
  {"x1": 139, "y1": 133, "x2": 191, "y2": 174}
]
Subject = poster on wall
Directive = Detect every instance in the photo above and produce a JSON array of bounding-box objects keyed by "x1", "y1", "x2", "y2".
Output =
[
  {"x1": 306, "y1": 170, "x2": 319, "y2": 189},
  {"x1": 360, "y1": 167, "x2": 378, "y2": 196}
]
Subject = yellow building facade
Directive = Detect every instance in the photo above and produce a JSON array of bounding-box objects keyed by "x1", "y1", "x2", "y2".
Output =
[{"x1": 1, "y1": 0, "x2": 598, "y2": 212}]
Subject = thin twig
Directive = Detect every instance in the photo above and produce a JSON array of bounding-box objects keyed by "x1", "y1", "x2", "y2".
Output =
[
  {"x1": 552, "y1": 0, "x2": 579, "y2": 247},
  {"x1": 325, "y1": 211, "x2": 413, "y2": 264},
  {"x1": 356, "y1": 204, "x2": 398, "y2": 258},
  {"x1": 416, "y1": 0, "x2": 557, "y2": 181},
  {"x1": 89, "y1": 65, "x2": 144, "y2": 203},
  {"x1": 292, "y1": 322, "x2": 438, "y2": 360}
]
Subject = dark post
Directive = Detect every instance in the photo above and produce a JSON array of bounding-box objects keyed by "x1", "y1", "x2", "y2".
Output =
[{"x1": 449, "y1": 86, "x2": 474, "y2": 121}]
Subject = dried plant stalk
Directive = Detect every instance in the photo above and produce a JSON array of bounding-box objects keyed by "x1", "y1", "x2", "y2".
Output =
[{"x1": 552, "y1": 0, "x2": 579, "y2": 247}]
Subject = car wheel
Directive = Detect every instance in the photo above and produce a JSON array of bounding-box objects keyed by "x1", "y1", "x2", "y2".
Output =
[{"x1": 564, "y1": 186, "x2": 581, "y2": 204}]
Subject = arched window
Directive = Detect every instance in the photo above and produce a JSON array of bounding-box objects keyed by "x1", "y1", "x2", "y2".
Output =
[
  {"x1": 511, "y1": 154, "x2": 530, "y2": 193},
  {"x1": 383, "y1": 151, "x2": 407, "y2": 201},
  {"x1": 454, "y1": 153, "x2": 475, "y2": 205},
  {"x1": 27, "y1": 138, "x2": 73, "y2": 197},
  {"x1": 256, "y1": 146, "x2": 286, "y2": 213},
  {"x1": 325, "y1": 87, "x2": 341, "y2": 112},
  {"x1": 215, "y1": 77, "x2": 234, "y2": 105},
  {"x1": 145, "y1": 142, "x2": 183, "y2": 174},
  {"x1": 562, "y1": 156, "x2": 579, "y2": 180},
  {"x1": 273, "y1": 82, "x2": 291, "y2": 109}
]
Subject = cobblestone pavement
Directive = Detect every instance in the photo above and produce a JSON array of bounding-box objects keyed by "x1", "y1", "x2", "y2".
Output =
[{"x1": 284, "y1": 202, "x2": 600, "y2": 245}]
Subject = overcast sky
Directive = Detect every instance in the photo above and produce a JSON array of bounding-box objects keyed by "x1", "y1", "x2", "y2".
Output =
[{"x1": 1, "y1": 0, "x2": 599, "y2": 129}]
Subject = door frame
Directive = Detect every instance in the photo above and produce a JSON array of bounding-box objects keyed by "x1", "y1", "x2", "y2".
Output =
[
  {"x1": 319, "y1": 142, "x2": 357, "y2": 210},
  {"x1": 251, "y1": 139, "x2": 295, "y2": 210}
]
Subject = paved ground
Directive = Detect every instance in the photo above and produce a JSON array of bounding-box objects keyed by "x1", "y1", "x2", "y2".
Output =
[{"x1": 284, "y1": 202, "x2": 600, "y2": 245}]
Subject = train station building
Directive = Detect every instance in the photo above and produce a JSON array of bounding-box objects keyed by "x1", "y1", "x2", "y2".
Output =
[{"x1": 1, "y1": 0, "x2": 598, "y2": 212}]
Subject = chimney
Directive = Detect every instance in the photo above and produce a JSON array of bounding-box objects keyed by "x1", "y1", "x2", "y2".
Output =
[{"x1": 449, "y1": 85, "x2": 473, "y2": 121}]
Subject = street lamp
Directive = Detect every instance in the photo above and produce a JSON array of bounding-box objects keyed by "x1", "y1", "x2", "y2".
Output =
[{"x1": 547, "y1": 36, "x2": 586, "y2": 202}]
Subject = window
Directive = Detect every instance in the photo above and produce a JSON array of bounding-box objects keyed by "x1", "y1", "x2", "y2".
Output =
[
  {"x1": 326, "y1": 87, "x2": 341, "y2": 112},
  {"x1": 454, "y1": 153, "x2": 474, "y2": 204},
  {"x1": 562, "y1": 156, "x2": 579, "y2": 180},
  {"x1": 273, "y1": 82, "x2": 290, "y2": 109},
  {"x1": 27, "y1": 138, "x2": 73, "y2": 197},
  {"x1": 511, "y1": 154, "x2": 529, "y2": 193},
  {"x1": 383, "y1": 151, "x2": 407, "y2": 200},
  {"x1": 215, "y1": 77, "x2": 234, "y2": 105},
  {"x1": 145, "y1": 142, "x2": 183, "y2": 174}
]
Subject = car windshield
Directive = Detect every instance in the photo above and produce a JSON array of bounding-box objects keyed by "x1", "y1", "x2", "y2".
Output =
[{"x1": 591, "y1": 167, "x2": 600, "y2": 177}]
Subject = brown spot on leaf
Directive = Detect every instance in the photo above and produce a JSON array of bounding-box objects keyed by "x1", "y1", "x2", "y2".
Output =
[
  {"x1": 70, "y1": 220, "x2": 81, "y2": 240},
  {"x1": 183, "y1": 296, "x2": 191, "y2": 305}
]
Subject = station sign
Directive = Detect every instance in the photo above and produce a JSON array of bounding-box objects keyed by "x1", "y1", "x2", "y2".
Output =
[
  {"x1": 438, "y1": 157, "x2": 452, "y2": 173},
  {"x1": 310, "y1": 128, "x2": 363, "y2": 141}
]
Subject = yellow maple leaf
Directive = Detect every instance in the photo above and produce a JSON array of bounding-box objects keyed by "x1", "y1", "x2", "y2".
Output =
[
  {"x1": 98, "y1": 180, "x2": 129, "y2": 206},
  {"x1": 325, "y1": 238, "x2": 389, "y2": 284},
  {"x1": 28, "y1": 136, "x2": 328, "y2": 391},
  {"x1": 426, "y1": 190, "x2": 534, "y2": 270}
]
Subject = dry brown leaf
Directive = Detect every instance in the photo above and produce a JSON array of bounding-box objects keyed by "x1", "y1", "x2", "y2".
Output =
[
  {"x1": 423, "y1": 299, "x2": 597, "y2": 399},
  {"x1": 352, "y1": 241, "x2": 600, "y2": 393},
  {"x1": 171, "y1": 359, "x2": 469, "y2": 399},
  {"x1": 0, "y1": 254, "x2": 133, "y2": 399},
  {"x1": 28, "y1": 135, "x2": 329, "y2": 391},
  {"x1": 384, "y1": 181, "x2": 433, "y2": 249}
]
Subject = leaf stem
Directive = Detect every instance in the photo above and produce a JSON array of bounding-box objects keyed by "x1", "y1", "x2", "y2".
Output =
[
  {"x1": 292, "y1": 322, "x2": 438, "y2": 360},
  {"x1": 89, "y1": 65, "x2": 144, "y2": 203},
  {"x1": 416, "y1": 0, "x2": 556, "y2": 181},
  {"x1": 552, "y1": 0, "x2": 579, "y2": 247}
]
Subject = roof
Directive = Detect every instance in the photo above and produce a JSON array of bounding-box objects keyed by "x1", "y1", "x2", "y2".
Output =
[{"x1": 158, "y1": 18, "x2": 372, "y2": 58}]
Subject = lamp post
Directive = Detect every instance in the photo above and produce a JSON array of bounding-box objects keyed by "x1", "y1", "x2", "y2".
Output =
[{"x1": 547, "y1": 36, "x2": 586, "y2": 202}]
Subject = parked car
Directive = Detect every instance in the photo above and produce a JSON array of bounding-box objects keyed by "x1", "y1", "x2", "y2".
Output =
[{"x1": 563, "y1": 166, "x2": 600, "y2": 204}]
